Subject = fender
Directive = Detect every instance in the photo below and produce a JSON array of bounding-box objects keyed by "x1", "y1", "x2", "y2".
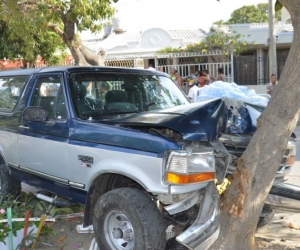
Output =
[{"x1": 87, "y1": 158, "x2": 169, "y2": 194}]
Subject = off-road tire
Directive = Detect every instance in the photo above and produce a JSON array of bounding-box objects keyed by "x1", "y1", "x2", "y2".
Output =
[
  {"x1": 0, "y1": 165, "x2": 21, "y2": 198},
  {"x1": 257, "y1": 204, "x2": 275, "y2": 228},
  {"x1": 93, "y1": 187, "x2": 166, "y2": 250}
]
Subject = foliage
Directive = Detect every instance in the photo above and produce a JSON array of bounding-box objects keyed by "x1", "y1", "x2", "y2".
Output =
[
  {"x1": 0, "y1": 20, "x2": 66, "y2": 66},
  {"x1": 33, "y1": 198, "x2": 83, "y2": 217},
  {"x1": 0, "y1": 0, "x2": 116, "y2": 64},
  {"x1": 0, "y1": 0, "x2": 114, "y2": 44},
  {"x1": 217, "y1": 3, "x2": 281, "y2": 24},
  {"x1": 157, "y1": 25, "x2": 254, "y2": 55},
  {"x1": 0, "y1": 193, "x2": 54, "y2": 246},
  {"x1": 0, "y1": 194, "x2": 35, "y2": 244},
  {"x1": 275, "y1": 0, "x2": 283, "y2": 11}
]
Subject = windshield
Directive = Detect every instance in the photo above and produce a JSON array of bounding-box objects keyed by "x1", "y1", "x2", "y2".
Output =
[{"x1": 69, "y1": 72, "x2": 189, "y2": 118}]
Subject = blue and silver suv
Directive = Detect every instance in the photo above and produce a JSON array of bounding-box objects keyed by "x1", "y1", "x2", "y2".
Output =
[{"x1": 0, "y1": 67, "x2": 227, "y2": 250}]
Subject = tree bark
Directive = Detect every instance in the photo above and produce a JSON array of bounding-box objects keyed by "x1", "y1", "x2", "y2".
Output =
[
  {"x1": 64, "y1": 35, "x2": 106, "y2": 66},
  {"x1": 210, "y1": 1, "x2": 300, "y2": 249},
  {"x1": 49, "y1": 13, "x2": 105, "y2": 66}
]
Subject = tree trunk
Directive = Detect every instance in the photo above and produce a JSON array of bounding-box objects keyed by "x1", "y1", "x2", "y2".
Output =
[
  {"x1": 67, "y1": 35, "x2": 105, "y2": 66},
  {"x1": 65, "y1": 34, "x2": 106, "y2": 66},
  {"x1": 53, "y1": 15, "x2": 106, "y2": 66},
  {"x1": 210, "y1": 1, "x2": 300, "y2": 249}
]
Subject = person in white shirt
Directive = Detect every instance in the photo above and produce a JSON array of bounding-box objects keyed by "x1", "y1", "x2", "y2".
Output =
[
  {"x1": 187, "y1": 80, "x2": 200, "y2": 103},
  {"x1": 147, "y1": 64, "x2": 156, "y2": 71}
]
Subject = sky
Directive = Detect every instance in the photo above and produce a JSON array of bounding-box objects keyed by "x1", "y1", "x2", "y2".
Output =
[{"x1": 111, "y1": 0, "x2": 269, "y2": 32}]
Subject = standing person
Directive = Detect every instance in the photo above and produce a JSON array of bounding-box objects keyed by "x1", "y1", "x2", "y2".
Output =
[
  {"x1": 202, "y1": 69, "x2": 215, "y2": 84},
  {"x1": 266, "y1": 74, "x2": 278, "y2": 96},
  {"x1": 158, "y1": 66, "x2": 164, "y2": 72},
  {"x1": 147, "y1": 64, "x2": 155, "y2": 71},
  {"x1": 175, "y1": 71, "x2": 183, "y2": 87},
  {"x1": 217, "y1": 67, "x2": 225, "y2": 81},
  {"x1": 170, "y1": 68, "x2": 176, "y2": 81},
  {"x1": 187, "y1": 80, "x2": 200, "y2": 103},
  {"x1": 197, "y1": 71, "x2": 210, "y2": 87}
]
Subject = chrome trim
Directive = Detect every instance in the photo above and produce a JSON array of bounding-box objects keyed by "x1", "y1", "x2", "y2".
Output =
[
  {"x1": 69, "y1": 181, "x2": 85, "y2": 189},
  {"x1": 10, "y1": 163, "x2": 85, "y2": 189},
  {"x1": 19, "y1": 125, "x2": 29, "y2": 130},
  {"x1": 165, "y1": 190, "x2": 201, "y2": 215},
  {"x1": 36, "y1": 193, "x2": 54, "y2": 203},
  {"x1": 19, "y1": 165, "x2": 69, "y2": 184},
  {"x1": 8, "y1": 162, "x2": 19, "y2": 169},
  {"x1": 176, "y1": 182, "x2": 220, "y2": 250},
  {"x1": 8, "y1": 162, "x2": 85, "y2": 189}
]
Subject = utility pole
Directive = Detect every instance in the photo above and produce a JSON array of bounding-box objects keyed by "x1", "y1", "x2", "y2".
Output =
[{"x1": 268, "y1": 0, "x2": 277, "y2": 76}]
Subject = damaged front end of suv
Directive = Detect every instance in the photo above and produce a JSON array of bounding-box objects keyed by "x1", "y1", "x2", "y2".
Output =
[
  {"x1": 116, "y1": 99, "x2": 232, "y2": 249},
  {"x1": 119, "y1": 97, "x2": 295, "y2": 249}
]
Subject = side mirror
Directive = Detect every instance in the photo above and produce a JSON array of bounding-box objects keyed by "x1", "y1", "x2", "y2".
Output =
[{"x1": 23, "y1": 106, "x2": 47, "y2": 122}]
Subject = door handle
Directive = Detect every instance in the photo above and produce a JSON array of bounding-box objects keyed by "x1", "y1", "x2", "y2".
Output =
[{"x1": 19, "y1": 125, "x2": 29, "y2": 130}]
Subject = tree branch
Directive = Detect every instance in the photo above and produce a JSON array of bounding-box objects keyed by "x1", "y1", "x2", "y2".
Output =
[
  {"x1": 48, "y1": 23, "x2": 64, "y2": 39},
  {"x1": 17, "y1": 0, "x2": 38, "y2": 4}
]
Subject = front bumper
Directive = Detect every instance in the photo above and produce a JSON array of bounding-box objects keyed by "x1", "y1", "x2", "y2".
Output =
[{"x1": 165, "y1": 182, "x2": 220, "y2": 250}]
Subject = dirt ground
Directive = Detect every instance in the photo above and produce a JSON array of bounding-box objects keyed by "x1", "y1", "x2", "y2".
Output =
[
  {"x1": 33, "y1": 215, "x2": 94, "y2": 250},
  {"x1": 256, "y1": 238, "x2": 300, "y2": 250},
  {"x1": 30, "y1": 215, "x2": 300, "y2": 250}
]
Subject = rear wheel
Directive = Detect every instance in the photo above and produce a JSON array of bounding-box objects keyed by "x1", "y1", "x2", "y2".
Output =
[
  {"x1": 93, "y1": 187, "x2": 166, "y2": 250},
  {"x1": 0, "y1": 166, "x2": 21, "y2": 198}
]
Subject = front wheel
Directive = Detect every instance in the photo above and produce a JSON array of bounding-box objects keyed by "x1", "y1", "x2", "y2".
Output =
[
  {"x1": 257, "y1": 204, "x2": 275, "y2": 228},
  {"x1": 93, "y1": 187, "x2": 166, "y2": 250}
]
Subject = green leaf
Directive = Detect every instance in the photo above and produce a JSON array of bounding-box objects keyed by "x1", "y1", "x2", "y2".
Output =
[
  {"x1": 275, "y1": 1, "x2": 283, "y2": 11},
  {"x1": 36, "y1": 202, "x2": 45, "y2": 211},
  {"x1": 50, "y1": 207, "x2": 73, "y2": 216}
]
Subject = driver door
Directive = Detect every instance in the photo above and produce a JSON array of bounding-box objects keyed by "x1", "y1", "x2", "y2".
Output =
[{"x1": 18, "y1": 74, "x2": 70, "y2": 182}]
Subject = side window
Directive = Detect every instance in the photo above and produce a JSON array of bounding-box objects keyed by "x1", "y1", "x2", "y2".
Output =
[
  {"x1": 0, "y1": 76, "x2": 27, "y2": 111},
  {"x1": 31, "y1": 76, "x2": 67, "y2": 120}
]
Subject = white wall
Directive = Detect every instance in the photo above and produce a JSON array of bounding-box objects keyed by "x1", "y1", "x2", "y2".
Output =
[
  {"x1": 230, "y1": 23, "x2": 293, "y2": 46},
  {"x1": 245, "y1": 85, "x2": 267, "y2": 94}
]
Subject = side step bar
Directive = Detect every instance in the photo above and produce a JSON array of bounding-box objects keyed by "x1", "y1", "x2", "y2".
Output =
[
  {"x1": 265, "y1": 182, "x2": 300, "y2": 213},
  {"x1": 269, "y1": 182, "x2": 300, "y2": 200},
  {"x1": 35, "y1": 192, "x2": 76, "y2": 207}
]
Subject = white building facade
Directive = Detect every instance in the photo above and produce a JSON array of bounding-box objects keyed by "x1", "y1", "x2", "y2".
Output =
[{"x1": 82, "y1": 11, "x2": 294, "y2": 88}]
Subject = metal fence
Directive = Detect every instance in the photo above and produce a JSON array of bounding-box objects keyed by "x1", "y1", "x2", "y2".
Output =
[
  {"x1": 2, "y1": 53, "x2": 288, "y2": 86},
  {"x1": 156, "y1": 62, "x2": 233, "y2": 83},
  {"x1": 233, "y1": 55, "x2": 288, "y2": 85}
]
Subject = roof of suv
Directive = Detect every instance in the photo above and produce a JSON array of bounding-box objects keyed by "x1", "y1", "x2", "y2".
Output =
[{"x1": 0, "y1": 66, "x2": 167, "y2": 77}]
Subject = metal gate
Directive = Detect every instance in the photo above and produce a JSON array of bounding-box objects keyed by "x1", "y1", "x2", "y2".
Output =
[
  {"x1": 156, "y1": 51, "x2": 233, "y2": 82},
  {"x1": 233, "y1": 55, "x2": 288, "y2": 85}
]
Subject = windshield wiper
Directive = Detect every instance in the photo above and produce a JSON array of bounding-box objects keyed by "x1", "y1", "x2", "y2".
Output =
[
  {"x1": 103, "y1": 110, "x2": 140, "y2": 115},
  {"x1": 80, "y1": 110, "x2": 140, "y2": 117},
  {"x1": 144, "y1": 102, "x2": 164, "y2": 111}
]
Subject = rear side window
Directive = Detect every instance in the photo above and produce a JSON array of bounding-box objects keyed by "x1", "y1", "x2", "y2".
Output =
[{"x1": 0, "y1": 76, "x2": 27, "y2": 111}]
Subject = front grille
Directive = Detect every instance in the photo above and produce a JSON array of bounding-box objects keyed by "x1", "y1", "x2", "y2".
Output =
[{"x1": 278, "y1": 141, "x2": 294, "y2": 173}]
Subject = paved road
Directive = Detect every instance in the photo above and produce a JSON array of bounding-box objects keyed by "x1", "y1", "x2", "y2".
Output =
[{"x1": 256, "y1": 126, "x2": 300, "y2": 245}]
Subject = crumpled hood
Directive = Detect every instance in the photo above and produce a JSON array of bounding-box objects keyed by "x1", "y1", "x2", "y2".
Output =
[{"x1": 102, "y1": 98, "x2": 229, "y2": 141}]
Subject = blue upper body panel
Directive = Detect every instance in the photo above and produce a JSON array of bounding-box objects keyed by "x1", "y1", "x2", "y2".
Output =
[
  {"x1": 69, "y1": 119, "x2": 180, "y2": 156},
  {"x1": 1, "y1": 67, "x2": 255, "y2": 152},
  {"x1": 96, "y1": 98, "x2": 229, "y2": 141}
]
